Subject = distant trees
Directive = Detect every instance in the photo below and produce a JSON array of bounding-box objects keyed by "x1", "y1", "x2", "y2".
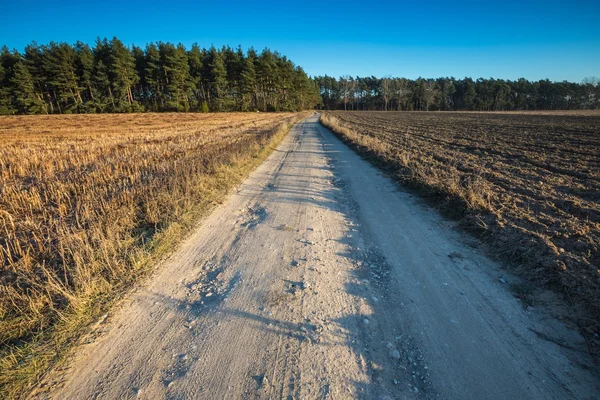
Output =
[
  {"x1": 315, "y1": 75, "x2": 600, "y2": 111},
  {"x1": 0, "y1": 38, "x2": 321, "y2": 114},
  {"x1": 2, "y1": 37, "x2": 597, "y2": 115}
]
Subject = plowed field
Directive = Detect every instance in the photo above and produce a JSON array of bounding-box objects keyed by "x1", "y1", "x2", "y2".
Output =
[{"x1": 322, "y1": 111, "x2": 600, "y2": 341}]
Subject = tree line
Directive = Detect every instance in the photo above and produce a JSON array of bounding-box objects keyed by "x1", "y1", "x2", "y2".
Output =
[
  {"x1": 315, "y1": 75, "x2": 600, "y2": 111},
  {"x1": 2, "y1": 38, "x2": 597, "y2": 115},
  {"x1": 0, "y1": 37, "x2": 322, "y2": 114}
]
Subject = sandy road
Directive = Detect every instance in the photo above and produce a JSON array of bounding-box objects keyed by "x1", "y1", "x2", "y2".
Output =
[{"x1": 42, "y1": 115, "x2": 598, "y2": 399}]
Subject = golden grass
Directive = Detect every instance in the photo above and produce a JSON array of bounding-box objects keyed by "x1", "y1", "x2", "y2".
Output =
[{"x1": 0, "y1": 112, "x2": 308, "y2": 398}]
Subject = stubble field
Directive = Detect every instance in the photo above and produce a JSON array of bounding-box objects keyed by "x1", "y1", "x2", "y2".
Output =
[
  {"x1": 321, "y1": 111, "x2": 600, "y2": 345},
  {"x1": 0, "y1": 112, "x2": 305, "y2": 396}
]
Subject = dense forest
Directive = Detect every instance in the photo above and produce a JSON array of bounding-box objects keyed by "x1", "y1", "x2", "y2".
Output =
[
  {"x1": 0, "y1": 37, "x2": 322, "y2": 114},
  {"x1": 1, "y1": 37, "x2": 598, "y2": 115},
  {"x1": 315, "y1": 76, "x2": 600, "y2": 111}
]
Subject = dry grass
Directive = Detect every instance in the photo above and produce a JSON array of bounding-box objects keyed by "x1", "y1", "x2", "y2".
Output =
[
  {"x1": 0, "y1": 112, "x2": 307, "y2": 397},
  {"x1": 321, "y1": 111, "x2": 600, "y2": 351}
]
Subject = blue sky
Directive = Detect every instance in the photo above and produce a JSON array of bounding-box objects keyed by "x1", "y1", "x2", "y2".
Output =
[{"x1": 1, "y1": 0, "x2": 598, "y2": 81}]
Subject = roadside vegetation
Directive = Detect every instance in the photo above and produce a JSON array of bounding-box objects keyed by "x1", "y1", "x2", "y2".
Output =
[
  {"x1": 0, "y1": 112, "x2": 307, "y2": 397},
  {"x1": 321, "y1": 111, "x2": 600, "y2": 351}
]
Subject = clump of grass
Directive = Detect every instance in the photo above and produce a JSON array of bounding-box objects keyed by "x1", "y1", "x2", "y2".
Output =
[{"x1": 0, "y1": 112, "x2": 308, "y2": 398}]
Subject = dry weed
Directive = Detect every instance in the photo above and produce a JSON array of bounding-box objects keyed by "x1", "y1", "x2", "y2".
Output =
[{"x1": 0, "y1": 112, "x2": 307, "y2": 397}]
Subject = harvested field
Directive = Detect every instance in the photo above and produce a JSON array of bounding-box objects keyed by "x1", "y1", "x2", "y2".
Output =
[
  {"x1": 0, "y1": 112, "x2": 305, "y2": 396},
  {"x1": 321, "y1": 111, "x2": 600, "y2": 344}
]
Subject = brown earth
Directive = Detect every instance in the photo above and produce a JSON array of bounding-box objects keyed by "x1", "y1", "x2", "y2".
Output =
[{"x1": 321, "y1": 111, "x2": 600, "y2": 351}]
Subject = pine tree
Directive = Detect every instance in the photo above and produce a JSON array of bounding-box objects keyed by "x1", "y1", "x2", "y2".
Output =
[
  {"x1": 108, "y1": 37, "x2": 139, "y2": 112},
  {"x1": 291, "y1": 66, "x2": 315, "y2": 111},
  {"x1": 276, "y1": 56, "x2": 295, "y2": 111},
  {"x1": 75, "y1": 41, "x2": 96, "y2": 111},
  {"x1": 92, "y1": 60, "x2": 111, "y2": 112},
  {"x1": 132, "y1": 45, "x2": 148, "y2": 109},
  {"x1": 144, "y1": 43, "x2": 162, "y2": 111},
  {"x1": 0, "y1": 62, "x2": 12, "y2": 114},
  {"x1": 43, "y1": 42, "x2": 83, "y2": 113},
  {"x1": 208, "y1": 47, "x2": 227, "y2": 112},
  {"x1": 158, "y1": 42, "x2": 192, "y2": 111},
  {"x1": 0, "y1": 47, "x2": 17, "y2": 114},
  {"x1": 188, "y1": 43, "x2": 204, "y2": 110},
  {"x1": 22, "y1": 43, "x2": 51, "y2": 113},
  {"x1": 92, "y1": 38, "x2": 116, "y2": 111},
  {"x1": 175, "y1": 44, "x2": 193, "y2": 111},
  {"x1": 240, "y1": 51, "x2": 257, "y2": 111},
  {"x1": 10, "y1": 59, "x2": 45, "y2": 114},
  {"x1": 222, "y1": 46, "x2": 242, "y2": 109},
  {"x1": 256, "y1": 49, "x2": 276, "y2": 111}
]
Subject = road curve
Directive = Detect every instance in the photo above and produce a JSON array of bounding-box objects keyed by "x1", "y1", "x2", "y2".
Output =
[{"x1": 41, "y1": 116, "x2": 598, "y2": 399}]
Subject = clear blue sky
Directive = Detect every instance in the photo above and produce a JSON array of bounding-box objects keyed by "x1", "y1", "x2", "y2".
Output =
[{"x1": 1, "y1": 0, "x2": 598, "y2": 82}]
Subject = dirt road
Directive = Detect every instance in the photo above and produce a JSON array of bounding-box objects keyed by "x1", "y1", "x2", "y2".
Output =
[{"x1": 42, "y1": 116, "x2": 598, "y2": 399}]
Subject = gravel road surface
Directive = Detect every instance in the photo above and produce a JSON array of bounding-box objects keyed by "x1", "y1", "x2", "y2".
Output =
[{"x1": 42, "y1": 115, "x2": 598, "y2": 399}]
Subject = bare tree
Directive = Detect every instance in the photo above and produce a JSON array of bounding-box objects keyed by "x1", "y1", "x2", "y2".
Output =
[
  {"x1": 380, "y1": 76, "x2": 392, "y2": 111},
  {"x1": 393, "y1": 78, "x2": 410, "y2": 110},
  {"x1": 348, "y1": 77, "x2": 356, "y2": 109},
  {"x1": 339, "y1": 75, "x2": 356, "y2": 111},
  {"x1": 422, "y1": 79, "x2": 440, "y2": 111}
]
